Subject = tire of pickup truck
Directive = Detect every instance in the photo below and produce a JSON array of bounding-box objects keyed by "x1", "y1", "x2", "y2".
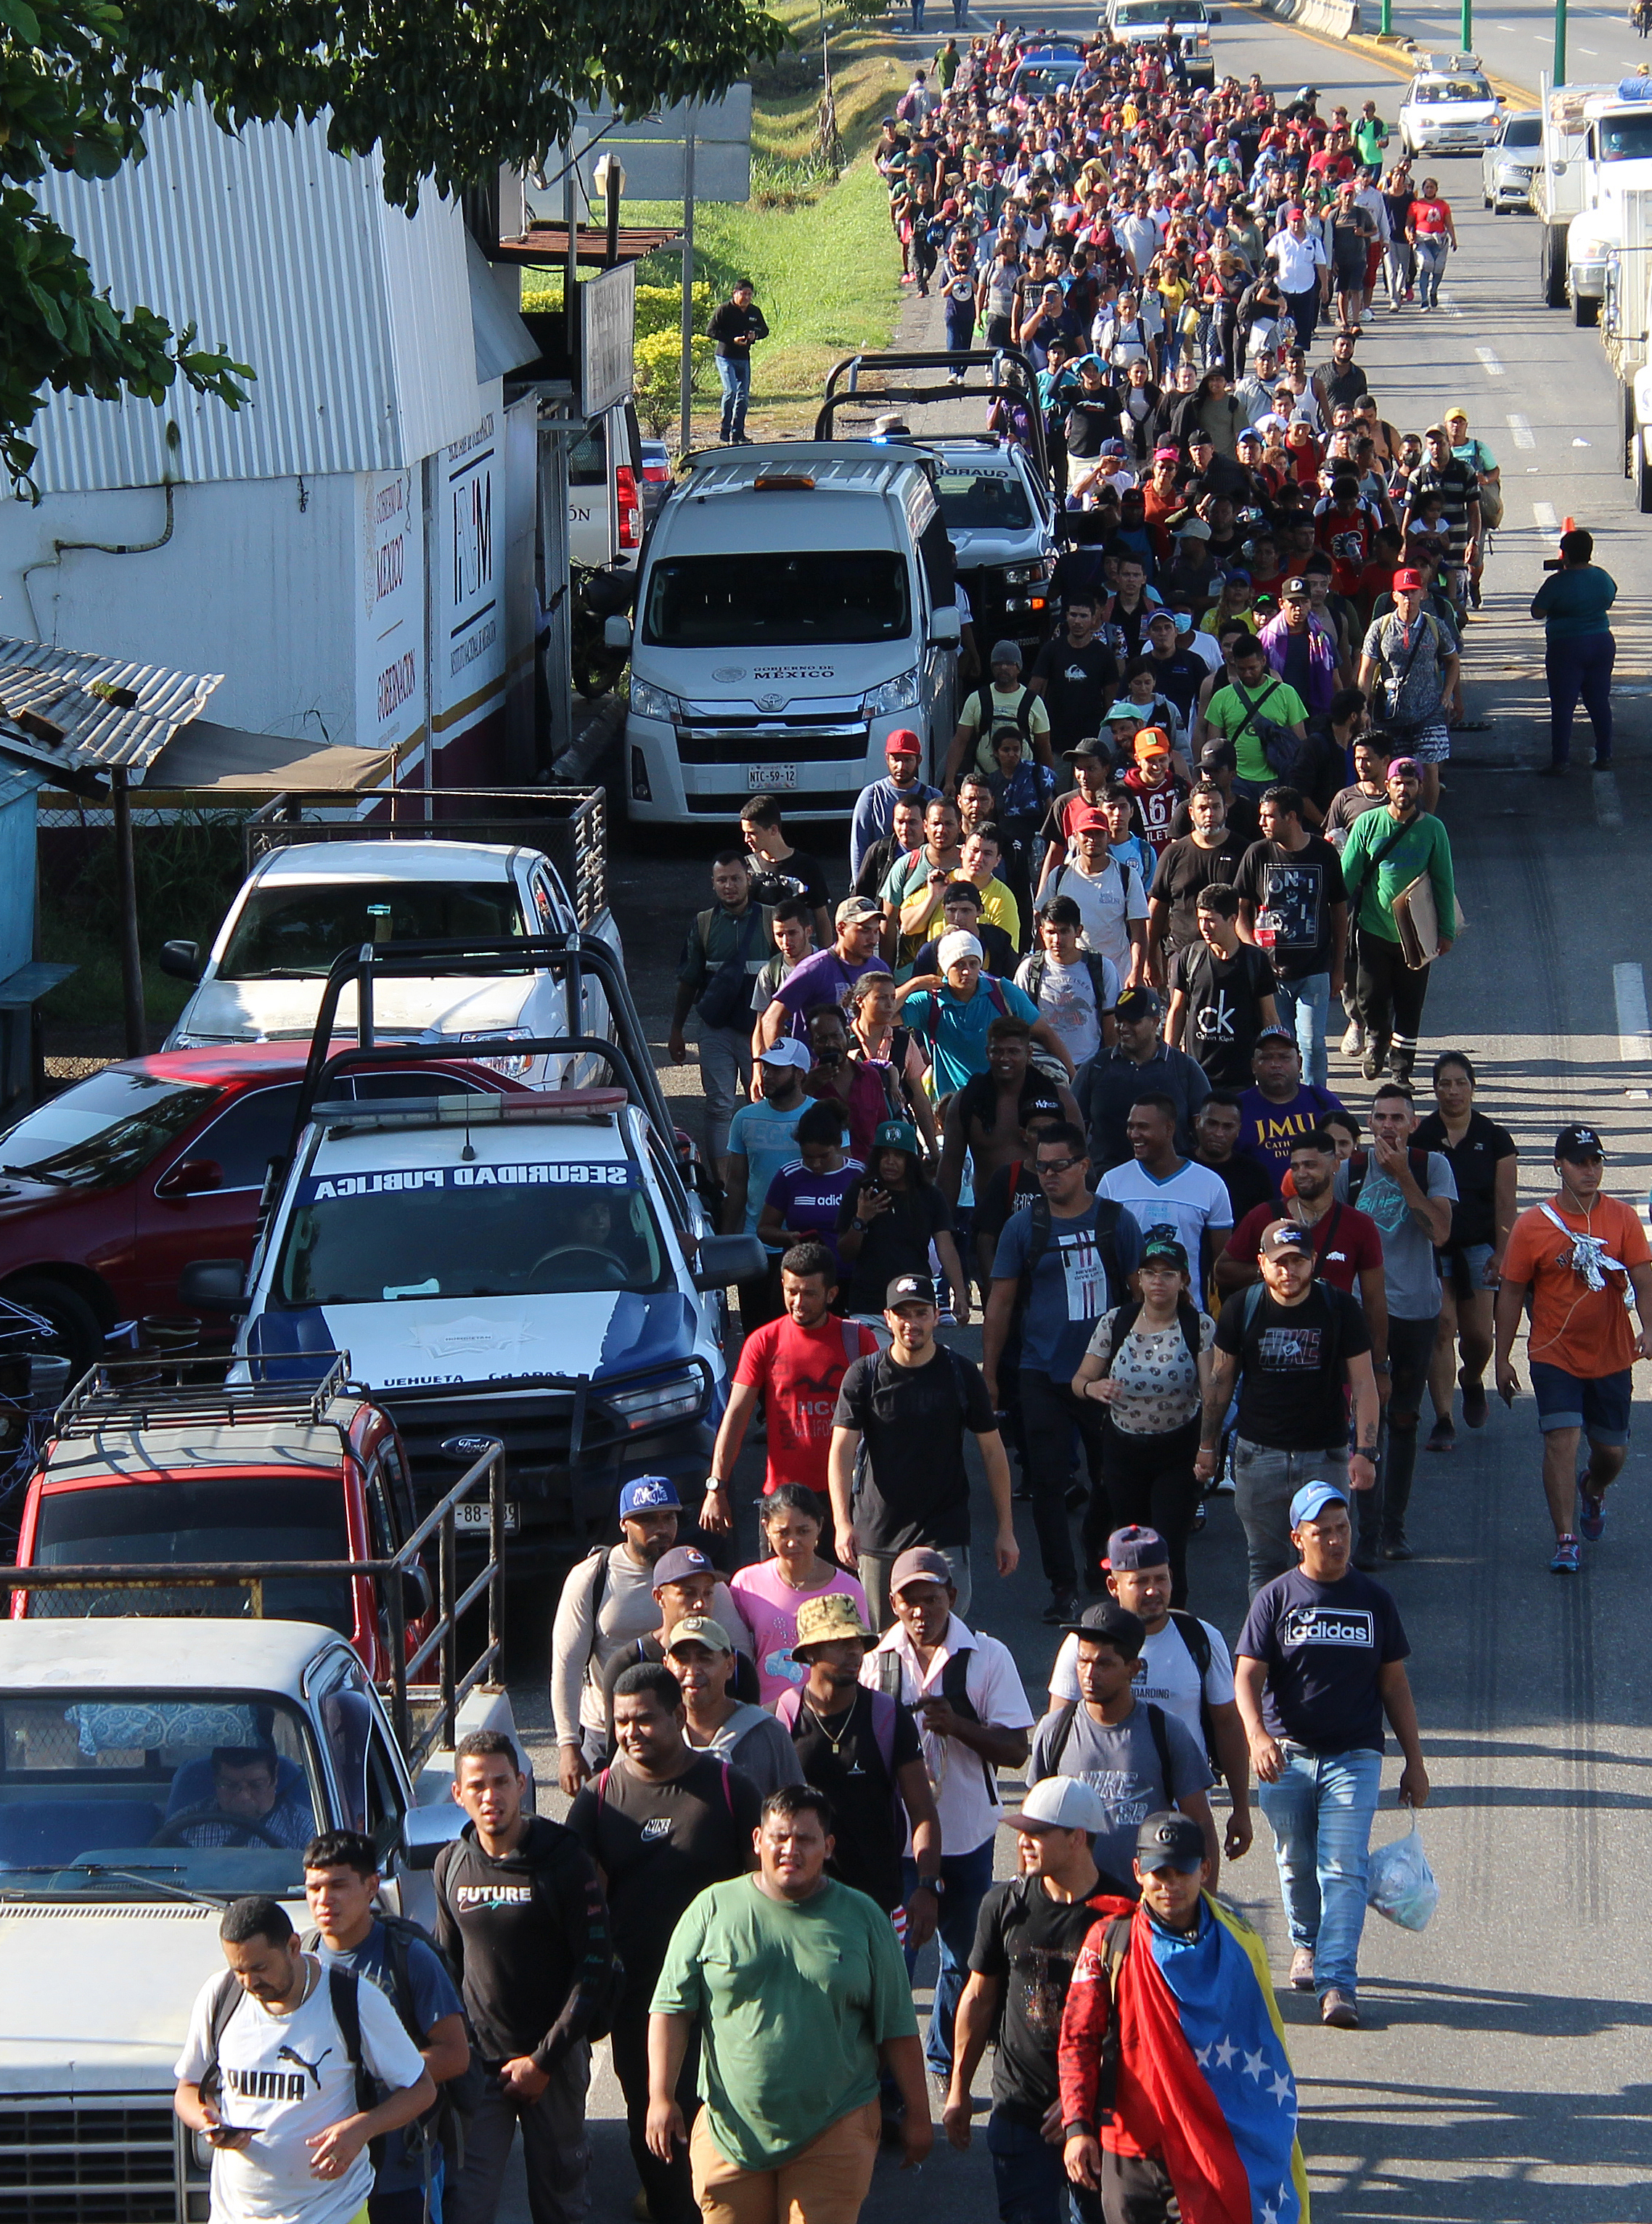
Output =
[
  {"x1": 1542, "y1": 229, "x2": 1568, "y2": 308},
  {"x1": 2, "y1": 1276, "x2": 103, "y2": 1375}
]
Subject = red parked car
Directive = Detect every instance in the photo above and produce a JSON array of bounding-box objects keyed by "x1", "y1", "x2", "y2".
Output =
[
  {"x1": 0, "y1": 1046, "x2": 528, "y2": 1370},
  {"x1": 10, "y1": 1354, "x2": 438, "y2": 1681}
]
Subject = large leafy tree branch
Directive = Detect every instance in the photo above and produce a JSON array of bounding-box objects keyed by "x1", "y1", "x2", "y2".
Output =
[{"x1": 1, "y1": 0, "x2": 782, "y2": 491}]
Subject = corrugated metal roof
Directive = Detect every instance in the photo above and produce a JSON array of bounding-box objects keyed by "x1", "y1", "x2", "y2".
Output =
[
  {"x1": 28, "y1": 97, "x2": 485, "y2": 491},
  {"x1": 0, "y1": 635, "x2": 221, "y2": 775},
  {"x1": 467, "y1": 235, "x2": 539, "y2": 384}
]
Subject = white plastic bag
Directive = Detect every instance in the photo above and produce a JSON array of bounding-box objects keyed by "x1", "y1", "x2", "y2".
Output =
[{"x1": 1366, "y1": 1817, "x2": 1439, "y2": 1931}]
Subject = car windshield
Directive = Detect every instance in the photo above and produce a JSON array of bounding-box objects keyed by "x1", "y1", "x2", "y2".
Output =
[
  {"x1": 1016, "y1": 65, "x2": 1079, "y2": 92},
  {"x1": 1503, "y1": 115, "x2": 1541, "y2": 145},
  {"x1": 1599, "y1": 113, "x2": 1652, "y2": 160},
  {"x1": 0, "y1": 1071, "x2": 219, "y2": 1191},
  {"x1": 933, "y1": 469, "x2": 1035, "y2": 531},
  {"x1": 1116, "y1": 1, "x2": 1205, "y2": 21},
  {"x1": 273, "y1": 1164, "x2": 668, "y2": 1305},
  {"x1": 218, "y1": 880, "x2": 526, "y2": 980},
  {"x1": 1414, "y1": 77, "x2": 1489, "y2": 103},
  {"x1": 0, "y1": 1688, "x2": 322, "y2": 1900},
  {"x1": 642, "y1": 552, "x2": 911, "y2": 648},
  {"x1": 30, "y1": 1478, "x2": 353, "y2": 1636}
]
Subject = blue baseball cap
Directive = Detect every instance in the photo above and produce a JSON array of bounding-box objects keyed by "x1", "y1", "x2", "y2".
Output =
[
  {"x1": 1289, "y1": 1481, "x2": 1349, "y2": 1528},
  {"x1": 619, "y1": 1476, "x2": 681, "y2": 1518}
]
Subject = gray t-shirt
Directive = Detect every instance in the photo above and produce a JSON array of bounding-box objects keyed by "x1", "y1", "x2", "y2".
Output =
[
  {"x1": 1029, "y1": 1699, "x2": 1212, "y2": 1885},
  {"x1": 1335, "y1": 1150, "x2": 1457, "y2": 1320}
]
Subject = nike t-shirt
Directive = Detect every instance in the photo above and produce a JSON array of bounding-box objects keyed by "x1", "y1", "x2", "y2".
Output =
[{"x1": 176, "y1": 1960, "x2": 426, "y2": 2224}]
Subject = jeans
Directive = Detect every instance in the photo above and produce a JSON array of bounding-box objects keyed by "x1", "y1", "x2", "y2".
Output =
[
  {"x1": 610, "y1": 1995, "x2": 700, "y2": 2224},
  {"x1": 861, "y1": 1545, "x2": 970, "y2": 1630},
  {"x1": 1283, "y1": 285, "x2": 1321, "y2": 348},
  {"x1": 716, "y1": 353, "x2": 752, "y2": 441},
  {"x1": 1360, "y1": 1312, "x2": 1437, "y2": 1551},
  {"x1": 1384, "y1": 238, "x2": 1415, "y2": 299},
  {"x1": 1020, "y1": 1367, "x2": 1109, "y2": 1593},
  {"x1": 1232, "y1": 1438, "x2": 1351, "y2": 1596},
  {"x1": 946, "y1": 306, "x2": 977, "y2": 359},
  {"x1": 1545, "y1": 631, "x2": 1615, "y2": 764},
  {"x1": 902, "y1": 1836, "x2": 997, "y2": 2073},
  {"x1": 696, "y1": 1019, "x2": 752, "y2": 1169},
  {"x1": 1259, "y1": 1745, "x2": 1383, "y2": 2000},
  {"x1": 986, "y1": 2111, "x2": 1104, "y2": 2224},
  {"x1": 1099, "y1": 1413, "x2": 1202, "y2": 1606},
  {"x1": 445, "y1": 2049, "x2": 590, "y2": 2224},
  {"x1": 1354, "y1": 928, "x2": 1431, "y2": 1063},
  {"x1": 1414, "y1": 237, "x2": 1447, "y2": 308},
  {"x1": 1274, "y1": 970, "x2": 1332, "y2": 1090},
  {"x1": 952, "y1": 0, "x2": 968, "y2": 21}
]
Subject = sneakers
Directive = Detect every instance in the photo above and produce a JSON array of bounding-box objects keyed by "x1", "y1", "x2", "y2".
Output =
[
  {"x1": 1383, "y1": 1534, "x2": 1414, "y2": 1561},
  {"x1": 1191, "y1": 1497, "x2": 1208, "y2": 1533},
  {"x1": 1550, "y1": 1534, "x2": 1582, "y2": 1574},
  {"x1": 1289, "y1": 1946, "x2": 1315, "y2": 1991},
  {"x1": 1353, "y1": 1545, "x2": 1381, "y2": 1571},
  {"x1": 1425, "y1": 1418, "x2": 1455, "y2": 1455},
  {"x1": 1361, "y1": 1046, "x2": 1387, "y2": 1081},
  {"x1": 1389, "y1": 1051, "x2": 1414, "y2": 1089},
  {"x1": 1460, "y1": 1374, "x2": 1489, "y2": 1429},
  {"x1": 1341, "y1": 1019, "x2": 1365, "y2": 1058},
  {"x1": 1043, "y1": 1589, "x2": 1079, "y2": 1625},
  {"x1": 1321, "y1": 1990, "x2": 1360, "y2": 2029},
  {"x1": 1579, "y1": 1488, "x2": 1607, "y2": 1542}
]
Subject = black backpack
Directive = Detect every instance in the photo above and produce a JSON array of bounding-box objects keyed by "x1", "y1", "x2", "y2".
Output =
[
  {"x1": 1017, "y1": 1193, "x2": 1124, "y2": 1320},
  {"x1": 1042, "y1": 1696, "x2": 1175, "y2": 1791},
  {"x1": 974, "y1": 682, "x2": 1036, "y2": 743},
  {"x1": 1020, "y1": 949, "x2": 1116, "y2": 1015},
  {"x1": 1164, "y1": 1610, "x2": 1221, "y2": 1774},
  {"x1": 199, "y1": 1965, "x2": 388, "y2": 2150},
  {"x1": 867, "y1": 1641, "x2": 1001, "y2": 1805}
]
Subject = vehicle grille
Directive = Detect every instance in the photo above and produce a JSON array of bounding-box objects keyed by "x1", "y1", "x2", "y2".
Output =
[
  {"x1": 382, "y1": 1386, "x2": 621, "y2": 1495},
  {"x1": 674, "y1": 725, "x2": 870, "y2": 764},
  {"x1": 0, "y1": 2098, "x2": 186, "y2": 2224},
  {"x1": 683, "y1": 789, "x2": 854, "y2": 815}
]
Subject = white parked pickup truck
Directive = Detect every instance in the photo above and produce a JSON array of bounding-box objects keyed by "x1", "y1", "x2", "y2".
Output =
[
  {"x1": 0, "y1": 1614, "x2": 518, "y2": 2221},
  {"x1": 161, "y1": 796, "x2": 619, "y2": 1084}
]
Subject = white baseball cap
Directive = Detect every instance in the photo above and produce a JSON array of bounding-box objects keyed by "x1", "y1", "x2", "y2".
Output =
[
  {"x1": 1002, "y1": 1776, "x2": 1108, "y2": 1833},
  {"x1": 758, "y1": 1037, "x2": 811, "y2": 1070}
]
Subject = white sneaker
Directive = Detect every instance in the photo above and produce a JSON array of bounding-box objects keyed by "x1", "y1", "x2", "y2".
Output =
[{"x1": 1340, "y1": 1021, "x2": 1364, "y2": 1058}]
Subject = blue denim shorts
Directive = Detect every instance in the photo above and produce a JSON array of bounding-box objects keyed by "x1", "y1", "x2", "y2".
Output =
[{"x1": 1529, "y1": 1360, "x2": 1632, "y2": 1445}]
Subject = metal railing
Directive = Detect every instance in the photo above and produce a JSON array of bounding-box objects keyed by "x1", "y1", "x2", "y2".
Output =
[{"x1": 1, "y1": 1436, "x2": 505, "y2": 1775}]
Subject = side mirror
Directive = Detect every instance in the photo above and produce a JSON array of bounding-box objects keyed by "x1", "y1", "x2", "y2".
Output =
[
  {"x1": 177, "y1": 1259, "x2": 249, "y2": 1315},
  {"x1": 158, "y1": 939, "x2": 202, "y2": 983},
  {"x1": 155, "y1": 1158, "x2": 224, "y2": 1201},
  {"x1": 692, "y1": 1232, "x2": 768, "y2": 1291},
  {"x1": 603, "y1": 614, "x2": 633, "y2": 650},
  {"x1": 928, "y1": 605, "x2": 962, "y2": 647},
  {"x1": 404, "y1": 1561, "x2": 436, "y2": 1623},
  {"x1": 402, "y1": 1803, "x2": 467, "y2": 1870}
]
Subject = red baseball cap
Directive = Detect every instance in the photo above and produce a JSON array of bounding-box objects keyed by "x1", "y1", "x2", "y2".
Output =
[
  {"x1": 1071, "y1": 804, "x2": 1111, "y2": 833},
  {"x1": 1393, "y1": 568, "x2": 1424, "y2": 590},
  {"x1": 886, "y1": 728, "x2": 923, "y2": 758}
]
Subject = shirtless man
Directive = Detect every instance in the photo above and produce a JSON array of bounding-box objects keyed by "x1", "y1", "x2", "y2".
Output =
[{"x1": 938, "y1": 1015, "x2": 1083, "y2": 1210}]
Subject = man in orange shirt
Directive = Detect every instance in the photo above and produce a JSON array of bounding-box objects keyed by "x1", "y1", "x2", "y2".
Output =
[{"x1": 1494, "y1": 1124, "x2": 1652, "y2": 1574}]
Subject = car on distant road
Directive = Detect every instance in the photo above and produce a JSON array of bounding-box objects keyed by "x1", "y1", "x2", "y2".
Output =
[
  {"x1": 1103, "y1": 0, "x2": 1219, "y2": 89},
  {"x1": 1010, "y1": 44, "x2": 1084, "y2": 103},
  {"x1": 1398, "y1": 56, "x2": 1502, "y2": 158},
  {"x1": 0, "y1": 1046, "x2": 531, "y2": 1370},
  {"x1": 1483, "y1": 110, "x2": 1542, "y2": 210}
]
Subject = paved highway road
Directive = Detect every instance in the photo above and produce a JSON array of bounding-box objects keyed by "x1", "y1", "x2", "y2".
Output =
[{"x1": 499, "y1": 12, "x2": 1652, "y2": 2220}]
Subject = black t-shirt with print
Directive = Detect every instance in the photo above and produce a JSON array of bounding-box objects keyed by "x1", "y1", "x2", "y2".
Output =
[
  {"x1": 833, "y1": 1345, "x2": 997, "y2": 1551},
  {"x1": 1171, "y1": 942, "x2": 1279, "y2": 1089},
  {"x1": 788, "y1": 1687, "x2": 924, "y2": 1912},
  {"x1": 837, "y1": 1177, "x2": 954, "y2": 1315},
  {"x1": 1032, "y1": 635, "x2": 1121, "y2": 752},
  {"x1": 1196, "y1": 1148, "x2": 1280, "y2": 1223},
  {"x1": 751, "y1": 848, "x2": 832, "y2": 917},
  {"x1": 1148, "y1": 831, "x2": 1248, "y2": 954},
  {"x1": 566, "y1": 1754, "x2": 760, "y2": 1974},
  {"x1": 968, "y1": 1878, "x2": 1132, "y2": 2120},
  {"x1": 1232, "y1": 835, "x2": 1347, "y2": 981},
  {"x1": 1214, "y1": 1281, "x2": 1370, "y2": 1449}
]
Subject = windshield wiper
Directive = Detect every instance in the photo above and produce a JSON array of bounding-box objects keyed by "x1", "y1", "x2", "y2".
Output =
[
  {"x1": 0, "y1": 1163, "x2": 75, "y2": 1187},
  {"x1": 0, "y1": 1863, "x2": 230, "y2": 1908}
]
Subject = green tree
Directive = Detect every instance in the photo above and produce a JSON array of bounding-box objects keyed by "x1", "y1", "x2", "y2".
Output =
[{"x1": 1, "y1": 0, "x2": 782, "y2": 491}]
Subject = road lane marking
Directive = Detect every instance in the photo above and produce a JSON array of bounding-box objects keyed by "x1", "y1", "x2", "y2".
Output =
[
  {"x1": 1577, "y1": 43, "x2": 1599, "y2": 52},
  {"x1": 1476, "y1": 346, "x2": 1505, "y2": 376},
  {"x1": 1614, "y1": 962, "x2": 1647, "y2": 1051},
  {"x1": 1439, "y1": 287, "x2": 1465, "y2": 316},
  {"x1": 1507, "y1": 414, "x2": 1536, "y2": 448},
  {"x1": 1598, "y1": 772, "x2": 1625, "y2": 831},
  {"x1": 1534, "y1": 500, "x2": 1559, "y2": 528}
]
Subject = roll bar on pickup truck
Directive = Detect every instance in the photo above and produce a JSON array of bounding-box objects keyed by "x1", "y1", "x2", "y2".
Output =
[
  {"x1": 814, "y1": 346, "x2": 1052, "y2": 485},
  {"x1": 3, "y1": 1417, "x2": 507, "y2": 1773}
]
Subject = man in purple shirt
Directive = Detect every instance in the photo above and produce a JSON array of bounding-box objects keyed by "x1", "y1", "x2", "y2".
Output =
[
  {"x1": 1235, "y1": 1027, "x2": 1346, "y2": 1182},
  {"x1": 755, "y1": 898, "x2": 891, "y2": 1054}
]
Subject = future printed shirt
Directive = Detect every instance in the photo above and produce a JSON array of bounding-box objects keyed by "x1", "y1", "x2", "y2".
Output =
[{"x1": 176, "y1": 1961, "x2": 425, "y2": 2224}]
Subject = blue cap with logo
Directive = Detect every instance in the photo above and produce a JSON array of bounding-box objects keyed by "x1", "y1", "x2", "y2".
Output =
[
  {"x1": 1288, "y1": 1480, "x2": 1349, "y2": 1528},
  {"x1": 619, "y1": 1476, "x2": 681, "y2": 1518}
]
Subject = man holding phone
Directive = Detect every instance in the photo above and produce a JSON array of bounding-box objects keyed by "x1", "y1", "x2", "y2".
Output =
[{"x1": 176, "y1": 1895, "x2": 433, "y2": 2224}]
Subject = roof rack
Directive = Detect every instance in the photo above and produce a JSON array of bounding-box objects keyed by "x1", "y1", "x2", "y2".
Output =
[
  {"x1": 815, "y1": 348, "x2": 1052, "y2": 486},
  {"x1": 55, "y1": 1352, "x2": 356, "y2": 1440}
]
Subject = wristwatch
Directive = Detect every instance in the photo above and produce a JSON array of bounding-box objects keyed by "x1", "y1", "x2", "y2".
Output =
[
  {"x1": 851, "y1": 1218, "x2": 868, "y2": 1232},
  {"x1": 916, "y1": 1874, "x2": 945, "y2": 1897}
]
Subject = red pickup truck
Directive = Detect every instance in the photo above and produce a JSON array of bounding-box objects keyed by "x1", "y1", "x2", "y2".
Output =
[
  {"x1": 9, "y1": 1355, "x2": 437, "y2": 1680},
  {"x1": 0, "y1": 1044, "x2": 528, "y2": 1368}
]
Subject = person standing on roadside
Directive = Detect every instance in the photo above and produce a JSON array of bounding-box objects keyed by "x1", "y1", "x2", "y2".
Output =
[
  {"x1": 1531, "y1": 526, "x2": 1618, "y2": 775},
  {"x1": 1415, "y1": 1054, "x2": 1517, "y2": 1455},
  {"x1": 434, "y1": 1735, "x2": 615, "y2": 2224},
  {"x1": 1338, "y1": 755, "x2": 1455, "y2": 1087},
  {"x1": 708, "y1": 279, "x2": 768, "y2": 444},
  {"x1": 669, "y1": 853, "x2": 773, "y2": 1175},
  {"x1": 1494, "y1": 1124, "x2": 1652, "y2": 1574},
  {"x1": 983, "y1": 1126, "x2": 1144, "y2": 1622},
  {"x1": 304, "y1": 1832, "x2": 470, "y2": 2224},
  {"x1": 1235, "y1": 1480, "x2": 1428, "y2": 2030},
  {"x1": 174, "y1": 1898, "x2": 434, "y2": 2224},
  {"x1": 830, "y1": 1270, "x2": 1018, "y2": 1625},
  {"x1": 568, "y1": 1665, "x2": 761, "y2": 2224},
  {"x1": 1201, "y1": 1219, "x2": 1381, "y2": 1595},
  {"x1": 646, "y1": 1786, "x2": 931, "y2": 2224}
]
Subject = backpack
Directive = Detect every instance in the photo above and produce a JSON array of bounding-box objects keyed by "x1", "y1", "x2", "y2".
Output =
[
  {"x1": 1042, "y1": 1696, "x2": 1175, "y2": 1794},
  {"x1": 1344, "y1": 1146, "x2": 1430, "y2": 1209},
  {"x1": 695, "y1": 905, "x2": 765, "y2": 1030},
  {"x1": 1226, "y1": 674, "x2": 1313, "y2": 784},
  {"x1": 1164, "y1": 1609, "x2": 1221, "y2": 1774},
  {"x1": 1020, "y1": 949, "x2": 1116, "y2": 1016},
  {"x1": 973, "y1": 682, "x2": 1036, "y2": 745},
  {"x1": 1090, "y1": 1910, "x2": 1136, "y2": 2118},
  {"x1": 299, "y1": 1915, "x2": 487, "y2": 2162},
  {"x1": 907, "y1": 972, "x2": 1012, "y2": 1058},
  {"x1": 867, "y1": 1640, "x2": 1001, "y2": 1805},
  {"x1": 1105, "y1": 1292, "x2": 1203, "y2": 1370},
  {"x1": 435, "y1": 1825, "x2": 626, "y2": 2045},
  {"x1": 1017, "y1": 1193, "x2": 1124, "y2": 1320},
  {"x1": 199, "y1": 1964, "x2": 380, "y2": 2145},
  {"x1": 775, "y1": 1684, "x2": 907, "y2": 1833},
  {"x1": 1047, "y1": 855, "x2": 1142, "y2": 923}
]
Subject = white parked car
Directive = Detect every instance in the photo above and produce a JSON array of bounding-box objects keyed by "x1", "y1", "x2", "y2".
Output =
[
  {"x1": 1482, "y1": 110, "x2": 1542, "y2": 210},
  {"x1": 1398, "y1": 57, "x2": 1502, "y2": 158}
]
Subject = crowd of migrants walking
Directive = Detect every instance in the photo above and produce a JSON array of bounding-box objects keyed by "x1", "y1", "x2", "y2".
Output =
[{"x1": 173, "y1": 23, "x2": 1648, "y2": 2224}]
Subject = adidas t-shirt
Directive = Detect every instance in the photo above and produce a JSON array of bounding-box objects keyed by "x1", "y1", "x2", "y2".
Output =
[{"x1": 176, "y1": 1958, "x2": 426, "y2": 2224}]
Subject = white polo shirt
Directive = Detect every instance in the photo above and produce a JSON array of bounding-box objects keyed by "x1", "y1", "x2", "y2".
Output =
[
  {"x1": 1268, "y1": 226, "x2": 1329, "y2": 295},
  {"x1": 862, "y1": 1615, "x2": 1036, "y2": 1857}
]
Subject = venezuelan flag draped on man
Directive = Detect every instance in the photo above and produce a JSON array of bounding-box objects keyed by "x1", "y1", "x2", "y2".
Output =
[{"x1": 1058, "y1": 1812, "x2": 1309, "y2": 2224}]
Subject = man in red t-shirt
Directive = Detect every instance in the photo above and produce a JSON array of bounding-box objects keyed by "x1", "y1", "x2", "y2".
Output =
[
  {"x1": 1313, "y1": 473, "x2": 1377, "y2": 599},
  {"x1": 699, "y1": 1240, "x2": 879, "y2": 1534},
  {"x1": 1214, "y1": 1129, "x2": 1387, "y2": 1353},
  {"x1": 1121, "y1": 727, "x2": 1190, "y2": 864}
]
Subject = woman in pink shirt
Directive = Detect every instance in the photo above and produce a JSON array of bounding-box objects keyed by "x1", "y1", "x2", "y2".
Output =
[{"x1": 729, "y1": 1484, "x2": 870, "y2": 1706}]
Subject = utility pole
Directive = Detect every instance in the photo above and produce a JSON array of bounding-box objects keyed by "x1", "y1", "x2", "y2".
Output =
[
  {"x1": 679, "y1": 123, "x2": 697, "y2": 457},
  {"x1": 1460, "y1": 0, "x2": 1472, "y2": 49},
  {"x1": 1555, "y1": 0, "x2": 1568, "y2": 83}
]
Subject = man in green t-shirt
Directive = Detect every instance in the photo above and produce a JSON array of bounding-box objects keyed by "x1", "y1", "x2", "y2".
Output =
[
  {"x1": 647, "y1": 1784, "x2": 931, "y2": 2212},
  {"x1": 1195, "y1": 634, "x2": 1309, "y2": 796},
  {"x1": 1338, "y1": 756, "x2": 1455, "y2": 1087}
]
